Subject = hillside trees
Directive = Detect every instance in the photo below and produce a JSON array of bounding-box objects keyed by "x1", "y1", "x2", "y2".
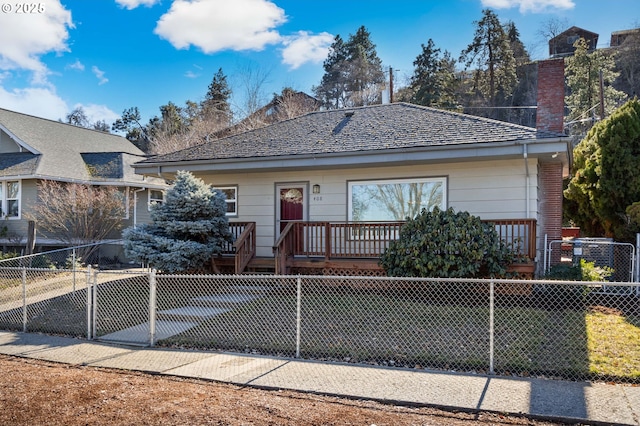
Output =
[
  {"x1": 565, "y1": 38, "x2": 627, "y2": 136},
  {"x1": 113, "y1": 69, "x2": 234, "y2": 155},
  {"x1": 614, "y1": 32, "x2": 640, "y2": 98},
  {"x1": 564, "y1": 99, "x2": 640, "y2": 241},
  {"x1": 459, "y1": 9, "x2": 518, "y2": 118},
  {"x1": 313, "y1": 26, "x2": 385, "y2": 109},
  {"x1": 123, "y1": 171, "x2": 233, "y2": 273},
  {"x1": 405, "y1": 39, "x2": 458, "y2": 108}
]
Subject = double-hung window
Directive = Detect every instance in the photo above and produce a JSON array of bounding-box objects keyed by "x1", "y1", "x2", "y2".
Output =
[
  {"x1": 148, "y1": 189, "x2": 164, "y2": 210},
  {"x1": 217, "y1": 186, "x2": 238, "y2": 217},
  {"x1": 0, "y1": 180, "x2": 20, "y2": 218}
]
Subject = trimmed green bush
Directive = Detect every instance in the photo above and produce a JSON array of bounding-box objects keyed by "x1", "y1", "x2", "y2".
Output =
[{"x1": 379, "y1": 207, "x2": 513, "y2": 278}]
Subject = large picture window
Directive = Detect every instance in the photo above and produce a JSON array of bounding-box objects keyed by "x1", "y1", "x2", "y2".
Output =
[
  {"x1": 0, "y1": 180, "x2": 20, "y2": 218},
  {"x1": 348, "y1": 177, "x2": 446, "y2": 221}
]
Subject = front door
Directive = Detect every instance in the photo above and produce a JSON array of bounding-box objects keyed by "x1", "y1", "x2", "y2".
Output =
[{"x1": 276, "y1": 184, "x2": 306, "y2": 236}]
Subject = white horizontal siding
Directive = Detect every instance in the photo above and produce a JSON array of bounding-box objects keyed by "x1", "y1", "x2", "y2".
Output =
[{"x1": 197, "y1": 158, "x2": 538, "y2": 257}]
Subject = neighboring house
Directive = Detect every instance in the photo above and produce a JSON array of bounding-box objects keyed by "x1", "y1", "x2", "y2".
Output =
[
  {"x1": 214, "y1": 90, "x2": 321, "y2": 139},
  {"x1": 549, "y1": 26, "x2": 598, "y2": 57},
  {"x1": 610, "y1": 28, "x2": 640, "y2": 47},
  {"x1": 133, "y1": 59, "x2": 570, "y2": 276},
  {"x1": 0, "y1": 108, "x2": 167, "y2": 252}
]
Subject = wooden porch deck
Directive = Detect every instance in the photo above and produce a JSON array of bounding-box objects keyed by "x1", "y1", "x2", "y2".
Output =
[{"x1": 216, "y1": 219, "x2": 537, "y2": 278}]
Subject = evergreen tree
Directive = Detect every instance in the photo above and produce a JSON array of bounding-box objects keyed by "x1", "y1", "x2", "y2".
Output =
[
  {"x1": 565, "y1": 38, "x2": 627, "y2": 136},
  {"x1": 345, "y1": 26, "x2": 386, "y2": 106},
  {"x1": 201, "y1": 68, "x2": 232, "y2": 126},
  {"x1": 459, "y1": 9, "x2": 518, "y2": 114},
  {"x1": 313, "y1": 26, "x2": 385, "y2": 108},
  {"x1": 112, "y1": 106, "x2": 152, "y2": 152},
  {"x1": 123, "y1": 171, "x2": 233, "y2": 273},
  {"x1": 564, "y1": 99, "x2": 640, "y2": 241},
  {"x1": 408, "y1": 39, "x2": 457, "y2": 108}
]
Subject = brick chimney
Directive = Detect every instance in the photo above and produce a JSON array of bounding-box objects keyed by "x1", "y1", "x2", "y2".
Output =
[
  {"x1": 536, "y1": 58, "x2": 566, "y2": 271},
  {"x1": 536, "y1": 58, "x2": 565, "y2": 133}
]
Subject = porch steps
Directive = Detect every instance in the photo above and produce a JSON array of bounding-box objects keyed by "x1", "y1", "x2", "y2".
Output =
[{"x1": 244, "y1": 257, "x2": 275, "y2": 274}]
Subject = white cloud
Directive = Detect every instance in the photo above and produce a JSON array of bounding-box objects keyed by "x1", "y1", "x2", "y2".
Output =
[
  {"x1": 77, "y1": 103, "x2": 120, "y2": 125},
  {"x1": 115, "y1": 0, "x2": 161, "y2": 9},
  {"x1": 154, "y1": 0, "x2": 286, "y2": 53},
  {"x1": 0, "y1": 86, "x2": 68, "y2": 120},
  {"x1": 281, "y1": 31, "x2": 334, "y2": 70},
  {"x1": 0, "y1": 0, "x2": 73, "y2": 82},
  {"x1": 481, "y1": 0, "x2": 575, "y2": 12},
  {"x1": 91, "y1": 66, "x2": 109, "y2": 85},
  {"x1": 67, "y1": 59, "x2": 85, "y2": 71},
  {"x1": 184, "y1": 70, "x2": 200, "y2": 78}
]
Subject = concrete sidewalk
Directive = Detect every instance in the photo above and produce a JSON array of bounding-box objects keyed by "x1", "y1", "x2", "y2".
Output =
[{"x1": 0, "y1": 331, "x2": 637, "y2": 425}]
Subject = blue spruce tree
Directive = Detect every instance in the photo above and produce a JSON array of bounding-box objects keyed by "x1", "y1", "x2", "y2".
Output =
[{"x1": 123, "y1": 171, "x2": 233, "y2": 272}]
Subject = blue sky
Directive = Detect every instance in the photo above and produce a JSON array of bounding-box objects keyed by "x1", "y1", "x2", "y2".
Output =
[{"x1": 0, "y1": 0, "x2": 638, "y2": 126}]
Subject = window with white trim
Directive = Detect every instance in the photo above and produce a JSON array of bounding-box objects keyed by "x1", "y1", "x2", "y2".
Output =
[
  {"x1": 148, "y1": 189, "x2": 164, "y2": 210},
  {"x1": 0, "y1": 180, "x2": 21, "y2": 218},
  {"x1": 348, "y1": 177, "x2": 446, "y2": 221},
  {"x1": 217, "y1": 186, "x2": 238, "y2": 217}
]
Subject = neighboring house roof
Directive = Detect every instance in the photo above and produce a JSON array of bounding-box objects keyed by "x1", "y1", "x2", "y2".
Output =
[
  {"x1": 0, "y1": 108, "x2": 164, "y2": 187},
  {"x1": 135, "y1": 102, "x2": 569, "y2": 174}
]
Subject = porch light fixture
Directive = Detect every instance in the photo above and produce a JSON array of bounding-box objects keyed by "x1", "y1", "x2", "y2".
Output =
[{"x1": 313, "y1": 184, "x2": 321, "y2": 194}]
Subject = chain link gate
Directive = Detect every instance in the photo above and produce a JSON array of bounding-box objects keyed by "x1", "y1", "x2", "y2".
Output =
[{"x1": 545, "y1": 237, "x2": 638, "y2": 294}]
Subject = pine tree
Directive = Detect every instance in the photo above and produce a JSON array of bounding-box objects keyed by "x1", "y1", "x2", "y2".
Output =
[
  {"x1": 460, "y1": 9, "x2": 518, "y2": 113},
  {"x1": 202, "y1": 68, "x2": 232, "y2": 126},
  {"x1": 123, "y1": 171, "x2": 233, "y2": 272},
  {"x1": 313, "y1": 26, "x2": 385, "y2": 108},
  {"x1": 565, "y1": 38, "x2": 627, "y2": 136},
  {"x1": 408, "y1": 39, "x2": 457, "y2": 108}
]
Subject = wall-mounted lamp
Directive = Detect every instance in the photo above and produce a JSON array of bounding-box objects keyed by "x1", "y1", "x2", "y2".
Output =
[{"x1": 313, "y1": 184, "x2": 321, "y2": 194}]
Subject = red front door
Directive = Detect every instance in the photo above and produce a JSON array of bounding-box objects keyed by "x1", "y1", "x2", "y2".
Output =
[{"x1": 279, "y1": 187, "x2": 304, "y2": 233}]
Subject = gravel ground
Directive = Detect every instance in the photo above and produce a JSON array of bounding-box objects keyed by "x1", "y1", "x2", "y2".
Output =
[{"x1": 0, "y1": 354, "x2": 575, "y2": 426}]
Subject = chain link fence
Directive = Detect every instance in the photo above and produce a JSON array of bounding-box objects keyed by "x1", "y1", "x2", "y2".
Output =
[
  {"x1": 546, "y1": 239, "x2": 637, "y2": 289},
  {"x1": 5, "y1": 270, "x2": 632, "y2": 384},
  {"x1": 0, "y1": 238, "x2": 638, "y2": 385},
  {"x1": 0, "y1": 240, "x2": 138, "y2": 271}
]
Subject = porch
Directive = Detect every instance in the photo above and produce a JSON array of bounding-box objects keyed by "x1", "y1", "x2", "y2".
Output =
[{"x1": 217, "y1": 219, "x2": 537, "y2": 277}]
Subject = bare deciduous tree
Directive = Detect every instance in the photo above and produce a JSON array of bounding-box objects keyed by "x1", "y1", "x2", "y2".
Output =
[{"x1": 26, "y1": 181, "x2": 130, "y2": 253}]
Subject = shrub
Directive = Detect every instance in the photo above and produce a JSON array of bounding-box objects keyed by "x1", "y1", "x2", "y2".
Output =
[
  {"x1": 545, "y1": 259, "x2": 613, "y2": 282},
  {"x1": 379, "y1": 207, "x2": 513, "y2": 278}
]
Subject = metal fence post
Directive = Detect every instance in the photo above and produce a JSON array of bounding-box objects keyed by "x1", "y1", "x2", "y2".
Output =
[
  {"x1": 295, "y1": 275, "x2": 302, "y2": 358},
  {"x1": 149, "y1": 269, "x2": 157, "y2": 347},
  {"x1": 72, "y1": 248, "x2": 77, "y2": 293},
  {"x1": 489, "y1": 280, "x2": 495, "y2": 375},
  {"x1": 86, "y1": 265, "x2": 92, "y2": 339},
  {"x1": 543, "y1": 233, "x2": 548, "y2": 274},
  {"x1": 21, "y1": 267, "x2": 27, "y2": 333},
  {"x1": 92, "y1": 269, "x2": 98, "y2": 340}
]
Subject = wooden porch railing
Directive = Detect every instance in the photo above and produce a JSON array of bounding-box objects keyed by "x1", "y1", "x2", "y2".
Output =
[
  {"x1": 220, "y1": 221, "x2": 256, "y2": 274},
  {"x1": 273, "y1": 219, "x2": 537, "y2": 274}
]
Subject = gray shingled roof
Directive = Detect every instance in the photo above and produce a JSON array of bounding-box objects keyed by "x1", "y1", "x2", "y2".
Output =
[
  {"x1": 0, "y1": 108, "x2": 161, "y2": 185},
  {"x1": 139, "y1": 102, "x2": 565, "y2": 165}
]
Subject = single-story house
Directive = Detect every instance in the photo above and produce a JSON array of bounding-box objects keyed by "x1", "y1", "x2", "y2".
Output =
[
  {"x1": 133, "y1": 59, "x2": 570, "y2": 276},
  {"x1": 0, "y1": 107, "x2": 167, "y2": 253}
]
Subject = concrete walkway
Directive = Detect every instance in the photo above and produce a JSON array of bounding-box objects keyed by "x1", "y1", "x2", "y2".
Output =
[{"x1": 0, "y1": 330, "x2": 638, "y2": 425}]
